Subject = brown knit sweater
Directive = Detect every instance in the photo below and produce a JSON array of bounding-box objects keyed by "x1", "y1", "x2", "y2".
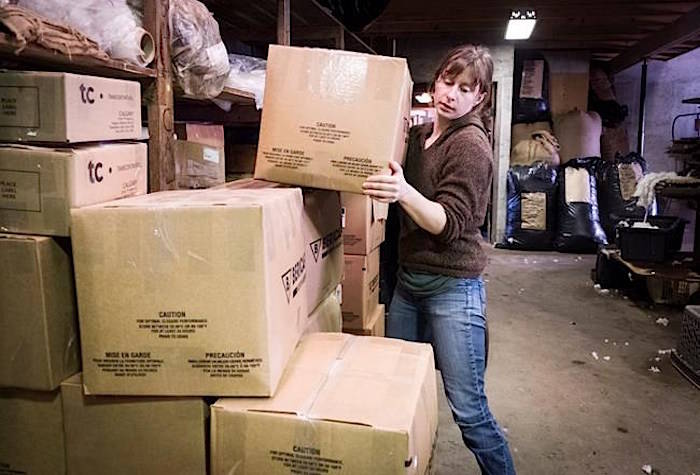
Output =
[{"x1": 399, "y1": 113, "x2": 493, "y2": 278}]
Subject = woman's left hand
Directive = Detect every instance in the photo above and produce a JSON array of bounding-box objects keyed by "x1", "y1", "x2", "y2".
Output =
[{"x1": 362, "y1": 161, "x2": 409, "y2": 203}]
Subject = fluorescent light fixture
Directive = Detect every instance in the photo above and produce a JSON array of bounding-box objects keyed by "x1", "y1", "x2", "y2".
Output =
[
  {"x1": 505, "y1": 9, "x2": 536, "y2": 40},
  {"x1": 415, "y1": 92, "x2": 432, "y2": 104}
]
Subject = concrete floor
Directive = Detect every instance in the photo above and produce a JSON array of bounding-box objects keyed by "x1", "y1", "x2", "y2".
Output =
[{"x1": 432, "y1": 248, "x2": 700, "y2": 475}]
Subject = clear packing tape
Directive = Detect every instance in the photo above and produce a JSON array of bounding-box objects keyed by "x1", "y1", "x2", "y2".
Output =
[
  {"x1": 14, "y1": 0, "x2": 155, "y2": 67},
  {"x1": 170, "y1": 0, "x2": 230, "y2": 99}
]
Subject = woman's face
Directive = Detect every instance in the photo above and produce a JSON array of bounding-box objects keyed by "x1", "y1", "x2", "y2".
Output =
[{"x1": 433, "y1": 68, "x2": 486, "y2": 121}]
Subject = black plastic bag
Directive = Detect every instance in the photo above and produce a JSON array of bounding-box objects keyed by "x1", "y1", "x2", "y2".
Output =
[
  {"x1": 589, "y1": 92, "x2": 629, "y2": 128},
  {"x1": 512, "y1": 52, "x2": 550, "y2": 124},
  {"x1": 596, "y1": 152, "x2": 647, "y2": 241},
  {"x1": 555, "y1": 157, "x2": 608, "y2": 253},
  {"x1": 503, "y1": 163, "x2": 558, "y2": 250}
]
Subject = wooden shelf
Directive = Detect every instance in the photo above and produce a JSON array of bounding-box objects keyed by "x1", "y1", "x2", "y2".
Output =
[
  {"x1": 219, "y1": 86, "x2": 256, "y2": 105},
  {"x1": 176, "y1": 86, "x2": 257, "y2": 107},
  {"x1": 0, "y1": 33, "x2": 156, "y2": 80}
]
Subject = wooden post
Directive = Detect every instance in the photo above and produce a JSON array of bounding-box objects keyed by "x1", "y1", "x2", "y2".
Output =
[
  {"x1": 277, "y1": 0, "x2": 290, "y2": 46},
  {"x1": 143, "y1": 0, "x2": 175, "y2": 192},
  {"x1": 337, "y1": 26, "x2": 345, "y2": 50}
]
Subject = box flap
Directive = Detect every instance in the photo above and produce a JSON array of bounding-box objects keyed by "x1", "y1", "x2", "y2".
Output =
[
  {"x1": 73, "y1": 188, "x2": 301, "y2": 210},
  {"x1": 371, "y1": 199, "x2": 389, "y2": 221}
]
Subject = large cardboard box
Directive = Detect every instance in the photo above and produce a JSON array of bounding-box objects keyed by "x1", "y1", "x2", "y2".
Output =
[
  {"x1": 0, "y1": 142, "x2": 147, "y2": 236},
  {"x1": 344, "y1": 303, "x2": 385, "y2": 337},
  {"x1": 341, "y1": 192, "x2": 388, "y2": 255},
  {"x1": 544, "y1": 51, "x2": 590, "y2": 117},
  {"x1": 0, "y1": 71, "x2": 141, "y2": 143},
  {"x1": 211, "y1": 333, "x2": 438, "y2": 475},
  {"x1": 174, "y1": 140, "x2": 226, "y2": 189},
  {"x1": 175, "y1": 123, "x2": 225, "y2": 149},
  {"x1": 341, "y1": 248, "x2": 380, "y2": 330},
  {"x1": 302, "y1": 292, "x2": 342, "y2": 336},
  {"x1": 0, "y1": 234, "x2": 80, "y2": 390},
  {"x1": 0, "y1": 388, "x2": 66, "y2": 475},
  {"x1": 71, "y1": 188, "x2": 307, "y2": 396},
  {"x1": 60, "y1": 373, "x2": 208, "y2": 475},
  {"x1": 216, "y1": 179, "x2": 344, "y2": 312},
  {"x1": 254, "y1": 45, "x2": 413, "y2": 193}
]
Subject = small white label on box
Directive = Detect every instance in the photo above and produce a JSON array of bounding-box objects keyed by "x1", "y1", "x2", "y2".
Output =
[{"x1": 203, "y1": 147, "x2": 220, "y2": 164}]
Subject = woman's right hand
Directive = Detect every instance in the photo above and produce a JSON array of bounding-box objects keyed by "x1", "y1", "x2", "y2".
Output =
[{"x1": 361, "y1": 161, "x2": 409, "y2": 204}]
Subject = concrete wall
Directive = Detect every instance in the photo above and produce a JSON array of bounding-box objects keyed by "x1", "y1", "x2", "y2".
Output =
[
  {"x1": 614, "y1": 47, "x2": 700, "y2": 172},
  {"x1": 615, "y1": 47, "x2": 700, "y2": 249},
  {"x1": 398, "y1": 39, "x2": 515, "y2": 242}
]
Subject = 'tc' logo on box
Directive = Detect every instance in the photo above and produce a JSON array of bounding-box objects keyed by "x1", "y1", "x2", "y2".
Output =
[
  {"x1": 79, "y1": 83, "x2": 95, "y2": 104},
  {"x1": 88, "y1": 161, "x2": 104, "y2": 183}
]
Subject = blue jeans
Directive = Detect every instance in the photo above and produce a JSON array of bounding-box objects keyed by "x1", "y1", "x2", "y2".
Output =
[{"x1": 387, "y1": 277, "x2": 516, "y2": 475}]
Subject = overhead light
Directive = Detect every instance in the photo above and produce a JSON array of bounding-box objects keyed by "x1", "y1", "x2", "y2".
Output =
[
  {"x1": 415, "y1": 92, "x2": 432, "y2": 104},
  {"x1": 505, "y1": 9, "x2": 536, "y2": 40}
]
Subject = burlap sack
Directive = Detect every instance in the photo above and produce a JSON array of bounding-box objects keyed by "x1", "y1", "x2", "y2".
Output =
[
  {"x1": 510, "y1": 130, "x2": 561, "y2": 167},
  {"x1": 0, "y1": 5, "x2": 108, "y2": 59},
  {"x1": 554, "y1": 109, "x2": 602, "y2": 164}
]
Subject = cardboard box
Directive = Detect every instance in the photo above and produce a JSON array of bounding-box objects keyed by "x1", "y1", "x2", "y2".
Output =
[
  {"x1": 175, "y1": 123, "x2": 225, "y2": 149},
  {"x1": 0, "y1": 71, "x2": 141, "y2": 143},
  {"x1": 341, "y1": 192, "x2": 387, "y2": 255},
  {"x1": 174, "y1": 140, "x2": 226, "y2": 189},
  {"x1": 211, "y1": 333, "x2": 438, "y2": 475},
  {"x1": 71, "y1": 188, "x2": 307, "y2": 396},
  {"x1": 226, "y1": 144, "x2": 258, "y2": 174},
  {"x1": 254, "y1": 45, "x2": 412, "y2": 193},
  {"x1": 0, "y1": 234, "x2": 80, "y2": 390},
  {"x1": 0, "y1": 388, "x2": 66, "y2": 475},
  {"x1": 302, "y1": 292, "x2": 342, "y2": 336},
  {"x1": 216, "y1": 179, "x2": 344, "y2": 312},
  {"x1": 544, "y1": 51, "x2": 590, "y2": 117},
  {"x1": 60, "y1": 373, "x2": 208, "y2": 475},
  {"x1": 341, "y1": 248, "x2": 380, "y2": 330},
  {"x1": 344, "y1": 303, "x2": 385, "y2": 337},
  {"x1": 0, "y1": 142, "x2": 147, "y2": 236}
]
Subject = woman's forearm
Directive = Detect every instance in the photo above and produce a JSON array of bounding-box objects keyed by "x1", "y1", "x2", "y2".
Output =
[{"x1": 399, "y1": 184, "x2": 447, "y2": 235}]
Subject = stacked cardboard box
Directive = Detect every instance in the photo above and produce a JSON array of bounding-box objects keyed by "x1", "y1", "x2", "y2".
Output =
[
  {"x1": 71, "y1": 188, "x2": 307, "y2": 396},
  {"x1": 60, "y1": 374, "x2": 208, "y2": 474},
  {"x1": 214, "y1": 178, "x2": 344, "y2": 314},
  {"x1": 0, "y1": 71, "x2": 152, "y2": 474},
  {"x1": 174, "y1": 122, "x2": 226, "y2": 189},
  {"x1": 340, "y1": 192, "x2": 387, "y2": 336},
  {"x1": 211, "y1": 333, "x2": 438, "y2": 475},
  {"x1": 2, "y1": 47, "x2": 426, "y2": 473}
]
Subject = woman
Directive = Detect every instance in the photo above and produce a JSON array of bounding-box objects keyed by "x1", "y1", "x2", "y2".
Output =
[{"x1": 363, "y1": 45, "x2": 516, "y2": 474}]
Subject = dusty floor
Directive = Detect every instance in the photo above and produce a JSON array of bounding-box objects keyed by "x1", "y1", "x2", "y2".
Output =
[{"x1": 432, "y1": 248, "x2": 700, "y2": 475}]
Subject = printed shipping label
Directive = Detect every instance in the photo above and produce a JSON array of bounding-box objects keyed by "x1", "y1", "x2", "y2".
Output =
[
  {"x1": 618, "y1": 163, "x2": 642, "y2": 201},
  {"x1": 203, "y1": 147, "x2": 221, "y2": 164},
  {"x1": 521, "y1": 192, "x2": 546, "y2": 230},
  {"x1": 565, "y1": 168, "x2": 592, "y2": 204},
  {"x1": 520, "y1": 60, "x2": 544, "y2": 100}
]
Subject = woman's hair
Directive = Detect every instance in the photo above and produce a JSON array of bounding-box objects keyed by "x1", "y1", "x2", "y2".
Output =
[{"x1": 430, "y1": 44, "x2": 494, "y2": 125}]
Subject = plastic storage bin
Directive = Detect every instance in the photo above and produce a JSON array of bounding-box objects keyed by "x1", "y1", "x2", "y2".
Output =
[{"x1": 616, "y1": 216, "x2": 686, "y2": 262}]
